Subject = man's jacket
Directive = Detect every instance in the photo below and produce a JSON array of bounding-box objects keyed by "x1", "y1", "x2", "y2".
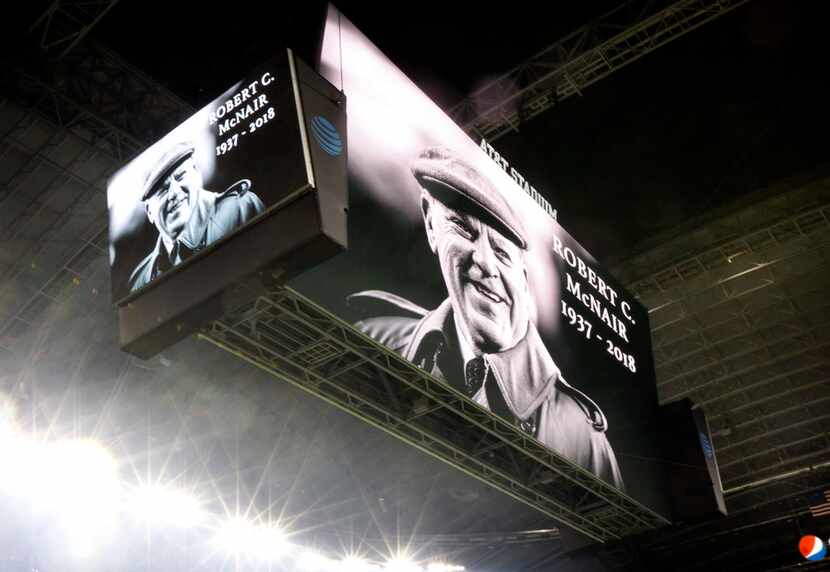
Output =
[
  {"x1": 129, "y1": 181, "x2": 264, "y2": 292},
  {"x1": 351, "y1": 291, "x2": 624, "y2": 490}
]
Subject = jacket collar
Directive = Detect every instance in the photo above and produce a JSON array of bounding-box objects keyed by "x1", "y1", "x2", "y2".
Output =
[
  {"x1": 486, "y1": 324, "x2": 558, "y2": 419},
  {"x1": 155, "y1": 189, "x2": 217, "y2": 254},
  {"x1": 405, "y1": 299, "x2": 557, "y2": 419},
  {"x1": 178, "y1": 190, "x2": 216, "y2": 250}
]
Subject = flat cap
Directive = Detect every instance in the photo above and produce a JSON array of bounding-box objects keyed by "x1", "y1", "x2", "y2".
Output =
[
  {"x1": 141, "y1": 142, "x2": 195, "y2": 200},
  {"x1": 411, "y1": 146, "x2": 527, "y2": 250}
]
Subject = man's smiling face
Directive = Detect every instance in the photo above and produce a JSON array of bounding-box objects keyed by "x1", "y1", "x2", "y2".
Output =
[
  {"x1": 145, "y1": 158, "x2": 202, "y2": 241},
  {"x1": 423, "y1": 193, "x2": 530, "y2": 354}
]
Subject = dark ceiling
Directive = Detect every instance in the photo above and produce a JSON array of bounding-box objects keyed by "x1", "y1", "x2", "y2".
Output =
[
  {"x1": 2, "y1": 1, "x2": 830, "y2": 571},
  {"x1": 89, "y1": 0, "x2": 830, "y2": 264}
]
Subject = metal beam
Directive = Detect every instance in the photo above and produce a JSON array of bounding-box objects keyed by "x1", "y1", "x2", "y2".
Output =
[
  {"x1": 201, "y1": 286, "x2": 669, "y2": 543},
  {"x1": 696, "y1": 363, "x2": 829, "y2": 411},
  {"x1": 653, "y1": 284, "x2": 830, "y2": 372},
  {"x1": 625, "y1": 201, "x2": 830, "y2": 305},
  {"x1": 724, "y1": 461, "x2": 830, "y2": 497},
  {"x1": 658, "y1": 313, "x2": 830, "y2": 391},
  {"x1": 30, "y1": 0, "x2": 121, "y2": 59},
  {"x1": 720, "y1": 433, "x2": 829, "y2": 471},
  {"x1": 6, "y1": 69, "x2": 144, "y2": 162},
  {"x1": 450, "y1": 0, "x2": 752, "y2": 141},
  {"x1": 707, "y1": 375, "x2": 830, "y2": 423},
  {"x1": 717, "y1": 413, "x2": 830, "y2": 454},
  {"x1": 662, "y1": 338, "x2": 830, "y2": 403},
  {"x1": 725, "y1": 448, "x2": 830, "y2": 488},
  {"x1": 646, "y1": 234, "x2": 830, "y2": 340},
  {"x1": 0, "y1": 33, "x2": 192, "y2": 348}
]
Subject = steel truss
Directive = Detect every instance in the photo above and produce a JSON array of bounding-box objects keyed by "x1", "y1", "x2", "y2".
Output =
[
  {"x1": 30, "y1": 0, "x2": 121, "y2": 59},
  {"x1": 318, "y1": 528, "x2": 561, "y2": 549},
  {"x1": 0, "y1": 97, "x2": 115, "y2": 351},
  {"x1": 608, "y1": 176, "x2": 830, "y2": 489},
  {"x1": 0, "y1": 33, "x2": 191, "y2": 350},
  {"x1": 450, "y1": 0, "x2": 751, "y2": 141},
  {"x1": 201, "y1": 286, "x2": 669, "y2": 542}
]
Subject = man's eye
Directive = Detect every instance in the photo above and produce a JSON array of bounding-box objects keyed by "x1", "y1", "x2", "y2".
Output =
[
  {"x1": 493, "y1": 244, "x2": 513, "y2": 265},
  {"x1": 449, "y1": 216, "x2": 472, "y2": 236}
]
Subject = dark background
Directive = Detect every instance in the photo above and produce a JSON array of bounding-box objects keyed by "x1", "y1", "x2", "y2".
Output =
[{"x1": 81, "y1": 0, "x2": 830, "y2": 268}]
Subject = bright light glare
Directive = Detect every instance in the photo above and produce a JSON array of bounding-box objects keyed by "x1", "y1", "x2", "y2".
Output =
[
  {"x1": 127, "y1": 484, "x2": 204, "y2": 527},
  {"x1": 427, "y1": 564, "x2": 465, "y2": 572},
  {"x1": 298, "y1": 550, "x2": 335, "y2": 571},
  {"x1": 0, "y1": 396, "x2": 15, "y2": 436},
  {"x1": 214, "y1": 518, "x2": 292, "y2": 560},
  {"x1": 341, "y1": 556, "x2": 379, "y2": 572},
  {"x1": 29, "y1": 439, "x2": 122, "y2": 558},
  {"x1": 0, "y1": 395, "x2": 20, "y2": 472},
  {"x1": 384, "y1": 557, "x2": 422, "y2": 572},
  {"x1": 0, "y1": 437, "x2": 35, "y2": 493},
  {"x1": 0, "y1": 432, "x2": 123, "y2": 541},
  {"x1": 32, "y1": 439, "x2": 121, "y2": 511},
  {"x1": 215, "y1": 518, "x2": 252, "y2": 552}
]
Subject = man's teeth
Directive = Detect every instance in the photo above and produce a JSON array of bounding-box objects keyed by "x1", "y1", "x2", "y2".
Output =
[{"x1": 473, "y1": 282, "x2": 503, "y2": 303}]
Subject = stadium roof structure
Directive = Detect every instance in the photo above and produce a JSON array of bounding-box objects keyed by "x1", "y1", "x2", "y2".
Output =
[{"x1": 1, "y1": 1, "x2": 829, "y2": 570}]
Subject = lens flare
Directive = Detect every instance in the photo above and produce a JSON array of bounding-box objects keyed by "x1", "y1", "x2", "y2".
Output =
[{"x1": 126, "y1": 484, "x2": 205, "y2": 527}]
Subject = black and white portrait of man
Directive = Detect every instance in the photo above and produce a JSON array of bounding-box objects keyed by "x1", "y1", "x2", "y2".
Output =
[
  {"x1": 348, "y1": 147, "x2": 624, "y2": 489},
  {"x1": 287, "y1": 6, "x2": 673, "y2": 511},
  {"x1": 128, "y1": 141, "x2": 265, "y2": 292}
]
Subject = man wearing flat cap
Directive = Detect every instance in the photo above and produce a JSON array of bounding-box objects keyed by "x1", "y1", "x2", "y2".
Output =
[
  {"x1": 350, "y1": 146, "x2": 623, "y2": 489},
  {"x1": 128, "y1": 141, "x2": 265, "y2": 292}
]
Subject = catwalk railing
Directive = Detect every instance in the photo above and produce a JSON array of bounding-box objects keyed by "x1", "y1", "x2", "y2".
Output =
[{"x1": 200, "y1": 286, "x2": 669, "y2": 543}]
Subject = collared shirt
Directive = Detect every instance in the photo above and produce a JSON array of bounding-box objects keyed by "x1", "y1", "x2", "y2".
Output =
[
  {"x1": 353, "y1": 294, "x2": 625, "y2": 489},
  {"x1": 129, "y1": 182, "x2": 264, "y2": 293}
]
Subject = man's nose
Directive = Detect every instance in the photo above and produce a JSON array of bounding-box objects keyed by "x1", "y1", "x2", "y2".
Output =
[
  {"x1": 470, "y1": 236, "x2": 498, "y2": 278},
  {"x1": 169, "y1": 180, "x2": 187, "y2": 199}
]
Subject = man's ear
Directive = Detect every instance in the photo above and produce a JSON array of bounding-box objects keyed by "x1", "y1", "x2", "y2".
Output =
[
  {"x1": 144, "y1": 201, "x2": 157, "y2": 227},
  {"x1": 421, "y1": 189, "x2": 438, "y2": 254}
]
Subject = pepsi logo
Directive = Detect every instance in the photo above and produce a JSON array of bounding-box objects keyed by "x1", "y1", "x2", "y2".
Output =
[
  {"x1": 309, "y1": 115, "x2": 343, "y2": 157},
  {"x1": 799, "y1": 535, "x2": 827, "y2": 561}
]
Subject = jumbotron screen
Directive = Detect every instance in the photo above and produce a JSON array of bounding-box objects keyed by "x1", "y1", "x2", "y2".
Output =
[
  {"x1": 108, "y1": 48, "x2": 347, "y2": 358},
  {"x1": 288, "y1": 5, "x2": 670, "y2": 518},
  {"x1": 107, "y1": 51, "x2": 309, "y2": 304}
]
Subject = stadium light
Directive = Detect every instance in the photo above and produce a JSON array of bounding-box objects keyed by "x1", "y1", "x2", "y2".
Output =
[
  {"x1": 35, "y1": 439, "x2": 121, "y2": 508},
  {"x1": 384, "y1": 556, "x2": 421, "y2": 572},
  {"x1": 340, "y1": 555, "x2": 379, "y2": 572},
  {"x1": 298, "y1": 550, "x2": 335, "y2": 571},
  {"x1": 0, "y1": 396, "x2": 14, "y2": 437},
  {"x1": 214, "y1": 517, "x2": 293, "y2": 560},
  {"x1": 427, "y1": 564, "x2": 465, "y2": 572},
  {"x1": 33, "y1": 440, "x2": 122, "y2": 557},
  {"x1": 0, "y1": 431, "x2": 31, "y2": 493},
  {"x1": 251, "y1": 525, "x2": 293, "y2": 560},
  {"x1": 215, "y1": 517, "x2": 252, "y2": 553}
]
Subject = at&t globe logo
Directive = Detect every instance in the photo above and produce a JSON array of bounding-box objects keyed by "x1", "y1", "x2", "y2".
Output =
[
  {"x1": 309, "y1": 115, "x2": 343, "y2": 156},
  {"x1": 799, "y1": 535, "x2": 827, "y2": 561}
]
